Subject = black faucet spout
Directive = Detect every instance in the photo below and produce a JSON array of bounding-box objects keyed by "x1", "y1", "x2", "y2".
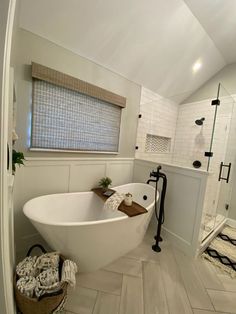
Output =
[{"x1": 146, "y1": 179, "x2": 156, "y2": 184}]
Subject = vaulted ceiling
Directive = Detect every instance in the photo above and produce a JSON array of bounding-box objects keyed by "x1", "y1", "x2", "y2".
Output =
[{"x1": 18, "y1": 0, "x2": 236, "y2": 103}]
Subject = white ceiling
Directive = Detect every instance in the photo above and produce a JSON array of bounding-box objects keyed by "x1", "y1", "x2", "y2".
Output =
[
  {"x1": 184, "y1": 0, "x2": 236, "y2": 64},
  {"x1": 18, "y1": 0, "x2": 235, "y2": 103}
]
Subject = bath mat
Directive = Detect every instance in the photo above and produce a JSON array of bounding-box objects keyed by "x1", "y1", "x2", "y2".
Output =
[{"x1": 202, "y1": 225, "x2": 236, "y2": 277}]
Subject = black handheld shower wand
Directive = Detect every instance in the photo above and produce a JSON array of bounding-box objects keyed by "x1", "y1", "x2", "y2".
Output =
[{"x1": 147, "y1": 166, "x2": 167, "y2": 252}]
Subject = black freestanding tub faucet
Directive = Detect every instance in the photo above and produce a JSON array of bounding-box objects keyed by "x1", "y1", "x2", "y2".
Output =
[{"x1": 147, "y1": 166, "x2": 167, "y2": 252}]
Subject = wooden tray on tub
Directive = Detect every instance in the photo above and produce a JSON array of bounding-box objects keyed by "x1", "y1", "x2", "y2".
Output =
[{"x1": 92, "y1": 188, "x2": 147, "y2": 217}]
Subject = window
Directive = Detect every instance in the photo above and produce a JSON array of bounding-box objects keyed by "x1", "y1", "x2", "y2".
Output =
[{"x1": 30, "y1": 63, "x2": 126, "y2": 153}]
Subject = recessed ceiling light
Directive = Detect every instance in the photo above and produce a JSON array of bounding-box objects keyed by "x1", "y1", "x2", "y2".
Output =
[{"x1": 192, "y1": 61, "x2": 202, "y2": 73}]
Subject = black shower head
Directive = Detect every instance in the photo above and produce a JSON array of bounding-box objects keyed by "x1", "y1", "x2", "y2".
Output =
[{"x1": 195, "y1": 117, "x2": 205, "y2": 126}]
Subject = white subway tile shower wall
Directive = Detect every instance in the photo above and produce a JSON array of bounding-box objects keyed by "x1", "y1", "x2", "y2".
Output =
[
  {"x1": 135, "y1": 87, "x2": 178, "y2": 163},
  {"x1": 173, "y1": 97, "x2": 233, "y2": 171}
]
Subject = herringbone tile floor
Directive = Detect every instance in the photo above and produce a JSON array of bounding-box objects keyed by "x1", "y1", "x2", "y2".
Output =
[{"x1": 64, "y1": 228, "x2": 236, "y2": 314}]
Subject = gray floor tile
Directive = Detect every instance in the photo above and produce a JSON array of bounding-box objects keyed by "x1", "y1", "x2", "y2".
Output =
[
  {"x1": 103, "y1": 256, "x2": 142, "y2": 277},
  {"x1": 217, "y1": 273, "x2": 236, "y2": 292},
  {"x1": 173, "y1": 249, "x2": 214, "y2": 310},
  {"x1": 143, "y1": 261, "x2": 169, "y2": 314},
  {"x1": 207, "y1": 289, "x2": 236, "y2": 313},
  {"x1": 159, "y1": 246, "x2": 193, "y2": 314},
  {"x1": 194, "y1": 258, "x2": 225, "y2": 291},
  {"x1": 65, "y1": 286, "x2": 97, "y2": 314},
  {"x1": 92, "y1": 291, "x2": 120, "y2": 314},
  {"x1": 77, "y1": 269, "x2": 123, "y2": 295},
  {"x1": 119, "y1": 275, "x2": 143, "y2": 314}
]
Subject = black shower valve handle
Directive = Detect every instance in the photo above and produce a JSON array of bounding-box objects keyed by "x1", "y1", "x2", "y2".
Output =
[
  {"x1": 150, "y1": 166, "x2": 162, "y2": 178},
  {"x1": 150, "y1": 170, "x2": 157, "y2": 178}
]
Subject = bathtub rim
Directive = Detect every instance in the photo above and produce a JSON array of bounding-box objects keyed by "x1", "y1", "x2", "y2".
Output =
[{"x1": 23, "y1": 183, "x2": 158, "y2": 227}]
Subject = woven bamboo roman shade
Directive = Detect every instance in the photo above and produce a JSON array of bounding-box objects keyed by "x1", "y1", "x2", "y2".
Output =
[
  {"x1": 31, "y1": 63, "x2": 126, "y2": 153},
  {"x1": 31, "y1": 62, "x2": 126, "y2": 108}
]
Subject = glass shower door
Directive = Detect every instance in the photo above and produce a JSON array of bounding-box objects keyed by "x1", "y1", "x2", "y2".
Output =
[
  {"x1": 207, "y1": 84, "x2": 235, "y2": 235},
  {"x1": 201, "y1": 84, "x2": 235, "y2": 241},
  {"x1": 214, "y1": 87, "x2": 236, "y2": 227}
]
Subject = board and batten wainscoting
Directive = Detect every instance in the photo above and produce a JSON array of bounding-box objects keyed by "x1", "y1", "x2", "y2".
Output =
[
  {"x1": 133, "y1": 159, "x2": 209, "y2": 257},
  {"x1": 13, "y1": 157, "x2": 134, "y2": 260}
]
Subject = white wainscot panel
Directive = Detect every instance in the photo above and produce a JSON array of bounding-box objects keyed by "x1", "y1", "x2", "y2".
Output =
[
  {"x1": 14, "y1": 163, "x2": 70, "y2": 207},
  {"x1": 14, "y1": 162, "x2": 70, "y2": 253},
  {"x1": 107, "y1": 162, "x2": 133, "y2": 187},
  {"x1": 133, "y1": 159, "x2": 208, "y2": 256},
  {"x1": 163, "y1": 171, "x2": 200, "y2": 242},
  {"x1": 69, "y1": 163, "x2": 106, "y2": 192}
]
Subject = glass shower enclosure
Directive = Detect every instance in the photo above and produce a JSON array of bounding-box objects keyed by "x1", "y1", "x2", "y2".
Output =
[{"x1": 201, "y1": 83, "x2": 236, "y2": 241}]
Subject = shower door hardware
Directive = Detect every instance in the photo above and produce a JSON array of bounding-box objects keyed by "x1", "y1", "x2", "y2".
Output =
[
  {"x1": 138, "y1": 114, "x2": 142, "y2": 118},
  {"x1": 135, "y1": 146, "x2": 139, "y2": 150},
  {"x1": 205, "y1": 152, "x2": 213, "y2": 157},
  {"x1": 7, "y1": 144, "x2": 9, "y2": 170},
  {"x1": 218, "y1": 162, "x2": 231, "y2": 183},
  {"x1": 211, "y1": 99, "x2": 220, "y2": 106},
  {"x1": 225, "y1": 204, "x2": 229, "y2": 210}
]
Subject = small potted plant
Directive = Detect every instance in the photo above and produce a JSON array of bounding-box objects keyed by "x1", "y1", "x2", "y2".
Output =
[
  {"x1": 98, "y1": 177, "x2": 112, "y2": 191},
  {"x1": 12, "y1": 149, "x2": 25, "y2": 174}
]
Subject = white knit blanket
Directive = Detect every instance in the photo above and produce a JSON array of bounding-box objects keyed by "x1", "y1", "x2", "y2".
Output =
[{"x1": 103, "y1": 192, "x2": 124, "y2": 211}]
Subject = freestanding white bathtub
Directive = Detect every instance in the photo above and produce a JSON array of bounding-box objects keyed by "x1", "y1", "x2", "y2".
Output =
[{"x1": 23, "y1": 183, "x2": 157, "y2": 272}]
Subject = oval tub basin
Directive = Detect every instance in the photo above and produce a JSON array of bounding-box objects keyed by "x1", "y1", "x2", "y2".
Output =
[{"x1": 23, "y1": 183, "x2": 158, "y2": 272}]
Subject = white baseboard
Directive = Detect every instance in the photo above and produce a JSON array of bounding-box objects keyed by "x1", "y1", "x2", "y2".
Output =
[
  {"x1": 198, "y1": 218, "x2": 227, "y2": 256},
  {"x1": 162, "y1": 227, "x2": 195, "y2": 257},
  {"x1": 226, "y1": 218, "x2": 236, "y2": 228}
]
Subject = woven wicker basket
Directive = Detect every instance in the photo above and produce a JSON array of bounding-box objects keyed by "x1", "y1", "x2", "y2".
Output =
[{"x1": 14, "y1": 244, "x2": 68, "y2": 314}]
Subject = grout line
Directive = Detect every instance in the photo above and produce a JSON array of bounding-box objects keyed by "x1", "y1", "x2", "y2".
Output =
[
  {"x1": 91, "y1": 290, "x2": 99, "y2": 314},
  {"x1": 76, "y1": 283, "x2": 121, "y2": 296},
  {"x1": 118, "y1": 275, "x2": 124, "y2": 314},
  {"x1": 171, "y1": 246, "x2": 196, "y2": 313},
  {"x1": 141, "y1": 261, "x2": 145, "y2": 314},
  {"x1": 101, "y1": 268, "x2": 142, "y2": 278},
  {"x1": 158, "y1": 248, "x2": 174, "y2": 314},
  {"x1": 192, "y1": 308, "x2": 235, "y2": 314},
  {"x1": 97, "y1": 267, "x2": 140, "y2": 278}
]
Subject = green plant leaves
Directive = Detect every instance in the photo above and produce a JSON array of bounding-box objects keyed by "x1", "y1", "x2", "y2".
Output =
[{"x1": 12, "y1": 149, "x2": 25, "y2": 173}]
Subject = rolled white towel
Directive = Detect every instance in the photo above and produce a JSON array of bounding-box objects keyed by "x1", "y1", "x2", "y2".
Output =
[
  {"x1": 16, "y1": 276, "x2": 37, "y2": 298},
  {"x1": 103, "y1": 192, "x2": 124, "y2": 211},
  {"x1": 35, "y1": 267, "x2": 61, "y2": 298},
  {"x1": 61, "y1": 260, "x2": 78, "y2": 287},
  {"x1": 16, "y1": 256, "x2": 38, "y2": 278},
  {"x1": 35, "y1": 252, "x2": 60, "y2": 271}
]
